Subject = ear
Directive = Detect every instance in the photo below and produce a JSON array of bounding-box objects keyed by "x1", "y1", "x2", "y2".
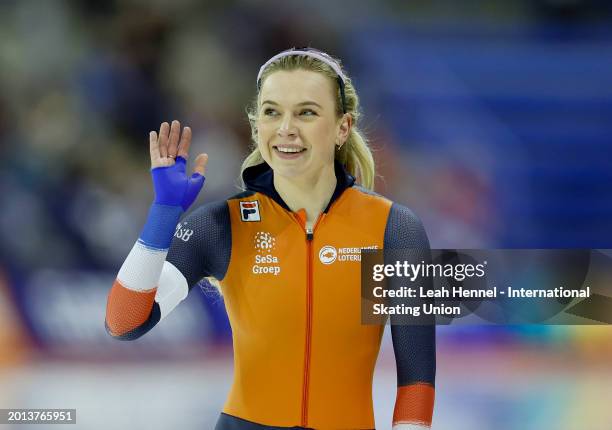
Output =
[{"x1": 337, "y1": 113, "x2": 352, "y2": 145}]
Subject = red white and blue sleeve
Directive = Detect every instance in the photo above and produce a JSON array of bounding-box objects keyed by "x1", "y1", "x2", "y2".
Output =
[
  {"x1": 104, "y1": 157, "x2": 230, "y2": 340},
  {"x1": 384, "y1": 203, "x2": 437, "y2": 429}
]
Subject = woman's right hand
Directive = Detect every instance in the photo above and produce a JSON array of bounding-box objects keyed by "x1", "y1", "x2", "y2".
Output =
[{"x1": 149, "y1": 120, "x2": 209, "y2": 211}]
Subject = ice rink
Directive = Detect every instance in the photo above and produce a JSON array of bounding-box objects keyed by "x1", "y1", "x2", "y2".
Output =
[{"x1": 2, "y1": 328, "x2": 611, "y2": 430}]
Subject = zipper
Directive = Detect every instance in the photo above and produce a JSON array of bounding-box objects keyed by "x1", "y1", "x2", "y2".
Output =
[{"x1": 297, "y1": 214, "x2": 324, "y2": 428}]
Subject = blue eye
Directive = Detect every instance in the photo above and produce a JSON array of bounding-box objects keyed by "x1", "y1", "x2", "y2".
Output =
[{"x1": 300, "y1": 109, "x2": 317, "y2": 116}]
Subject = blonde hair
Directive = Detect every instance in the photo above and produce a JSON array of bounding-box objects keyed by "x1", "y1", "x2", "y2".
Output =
[{"x1": 241, "y1": 52, "x2": 375, "y2": 189}]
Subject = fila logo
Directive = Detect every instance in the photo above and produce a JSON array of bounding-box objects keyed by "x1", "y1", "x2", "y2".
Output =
[{"x1": 240, "y1": 201, "x2": 261, "y2": 222}]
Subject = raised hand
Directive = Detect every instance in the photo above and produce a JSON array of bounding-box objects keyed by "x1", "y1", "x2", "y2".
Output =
[
  {"x1": 150, "y1": 120, "x2": 208, "y2": 172},
  {"x1": 149, "y1": 120, "x2": 208, "y2": 211}
]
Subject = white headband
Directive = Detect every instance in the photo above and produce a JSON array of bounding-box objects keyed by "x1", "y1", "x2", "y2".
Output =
[{"x1": 256, "y1": 48, "x2": 347, "y2": 87}]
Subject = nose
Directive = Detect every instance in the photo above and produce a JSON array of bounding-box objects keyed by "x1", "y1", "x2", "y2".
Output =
[{"x1": 277, "y1": 113, "x2": 297, "y2": 138}]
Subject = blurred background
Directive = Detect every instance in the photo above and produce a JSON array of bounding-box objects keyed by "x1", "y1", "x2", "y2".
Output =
[{"x1": 0, "y1": 0, "x2": 611, "y2": 429}]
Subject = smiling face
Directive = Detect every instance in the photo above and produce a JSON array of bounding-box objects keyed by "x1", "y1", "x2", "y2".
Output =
[{"x1": 256, "y1": 69, "x2": 349, "y2": 181}]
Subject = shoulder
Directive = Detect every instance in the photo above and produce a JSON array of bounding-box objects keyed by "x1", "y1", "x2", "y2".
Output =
[
  {"x1": 387, "y1": 202, "x2": 424, "y2": 227},
  {"x1": 182, "y1": 189, "x2": 262, "y2": 230},
  {"x1": 347, "y1": 186, "x2": 427, "y2": 244},
  {"x1": 183, "y1": 199, "x2": 230, "y2": 225},
  {"x1": 383, "y1": 201, "x2": 430, "y2": 249},
  {"x1": 350, "y1": 186, "x2": 422, "y2": 225},
  {"x1": 346, "y1": 185, "x2": 393, "y2": 211},
  {"x1": 351, "y1": 185, "x2": 389, "y2": 201},
  {"x1": 168, "y1": 198, "x2": 234, "y2": 282},
  {"x1": 226, "y1": 190, "x2": 257, "y2": 202},
  {"x1": 186, "y1": 187, "x2": 258, "y2": 220}
]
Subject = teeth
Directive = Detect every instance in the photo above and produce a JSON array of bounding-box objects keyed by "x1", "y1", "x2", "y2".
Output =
[{"x1": 276, "y1": 147, "x2": 304, "y2": 153}]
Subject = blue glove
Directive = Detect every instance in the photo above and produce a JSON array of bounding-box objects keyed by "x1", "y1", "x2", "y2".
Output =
[{"x1": 151, "y1": 156, "x2": 205, "y2": 212}]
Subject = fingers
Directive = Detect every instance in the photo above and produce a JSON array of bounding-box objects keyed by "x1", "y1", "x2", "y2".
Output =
[
  {"x1": 149, "y1": 131, "x2": 160, "y2": 166},
  {"x1": 168, "y1": 120, "x2": 181, "y2": 158},
  {"x1": 177, "y1": 126, "x2": 192, "y2": 159},
  {"x1": 193, "y1": 153, "x2": 208, "y2": 176},
  {"x1": 158, "y1": 122, "x2": 170, "y2": 159},
  {"x1": 150, "y1": 121, "x2": 193, "y2": 168}
]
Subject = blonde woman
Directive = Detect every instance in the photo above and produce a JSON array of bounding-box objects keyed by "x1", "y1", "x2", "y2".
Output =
[{"x1": 105, "y1": 47, "x2": 435, "y2": 430}]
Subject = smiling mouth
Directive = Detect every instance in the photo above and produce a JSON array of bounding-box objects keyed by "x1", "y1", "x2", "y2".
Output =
[{"x1": 273, "y1": 146, "x2": 307, "y2": 154}]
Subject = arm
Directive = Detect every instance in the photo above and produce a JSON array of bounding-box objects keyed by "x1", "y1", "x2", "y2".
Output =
[
  {"x1": 105, "y1": 120, "x2": 209, "y2": 340},
  {"x1": 105, "y1": 201, "x2": 231, "y2": 340},
  {"x1": 385, "y1": 203, "x2": 436, "y2": 429}
]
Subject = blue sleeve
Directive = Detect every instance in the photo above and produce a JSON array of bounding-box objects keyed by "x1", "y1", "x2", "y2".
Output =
[{"x1": 384, "y1": 203, "x2": 436, "y2": 387}]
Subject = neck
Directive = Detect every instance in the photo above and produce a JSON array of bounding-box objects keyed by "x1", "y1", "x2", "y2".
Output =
[{"x1": 274, "y1": 164, "x2": 337, "y2": 227}]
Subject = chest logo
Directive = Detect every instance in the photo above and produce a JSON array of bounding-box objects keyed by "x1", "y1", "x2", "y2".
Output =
[
  {"x1": 252, "y1": 231, "x2": 280, "y2": 275},
  {"x1": 240, "y1": 201, "x2": 261, "y2": 222},
  {"x1": 319, "y1": 245, "x2": 380, "y2": 264},
  {"x1": 319, "y1": 246, "x2": 337, "y2": 265}
]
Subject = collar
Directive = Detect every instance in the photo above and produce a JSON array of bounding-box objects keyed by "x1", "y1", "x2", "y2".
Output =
[{"x1": 242, "y1": 160, "x2": 356, "y2": 213}]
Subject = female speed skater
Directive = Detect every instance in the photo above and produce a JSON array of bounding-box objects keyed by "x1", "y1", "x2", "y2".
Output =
[{"x1": 105, "y1": 47, "x2": 436, "y2": 430}]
